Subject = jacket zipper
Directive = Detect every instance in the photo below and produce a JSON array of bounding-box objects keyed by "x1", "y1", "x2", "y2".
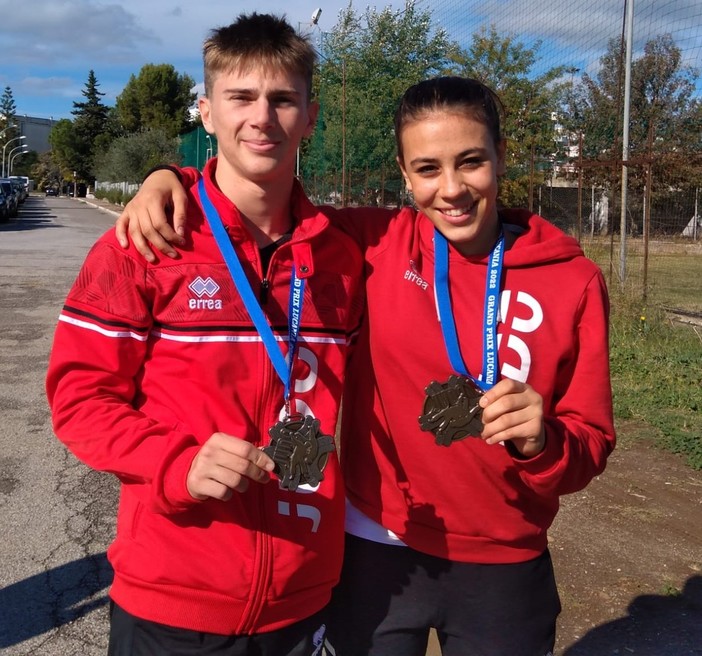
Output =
[
  {"x1": 259, "y1": 278, "x2": 270, "y2": 304},
  {"x1": 242, "y1": 247, "x2": 276, "y2": 632}
]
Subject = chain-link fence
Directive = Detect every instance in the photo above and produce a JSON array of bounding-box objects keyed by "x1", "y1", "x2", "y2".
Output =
[
  {"x1": 295, "y1": 0, "x2": 701, "y2": 300},
  {"x1": 175, "y1": 2, "x2": 700, "y2": 302}
]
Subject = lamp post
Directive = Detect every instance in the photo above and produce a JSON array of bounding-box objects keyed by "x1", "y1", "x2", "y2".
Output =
[
  {"x1": 0, "y1": 123, "x2": 16, "y2": 140},
  {"x1": 2, "y1": 135, "x2": 26, "y2": 178},
  {"x1": 9, "y1": 147, "x2": 28, "y2": 174},
  {"x1": 296, "y1": 8, "x2": 323, "y2": 178},
  {"x1": 7, "y1": 144, "x2": 28, "y2": 174}
]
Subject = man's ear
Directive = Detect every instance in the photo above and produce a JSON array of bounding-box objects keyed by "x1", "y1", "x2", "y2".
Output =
[
  {"x1": 303, "y1": 101, "x2": 320, "y2": 138},
  {"x1": 199, "y1": 96, "x2": 214, "y2": 134}
]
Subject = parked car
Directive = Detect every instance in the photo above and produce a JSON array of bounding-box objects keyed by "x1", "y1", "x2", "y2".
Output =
[
  {"x1": 8, "y1": 176, "x2": 28, "y2": 203},
  {"x1": 0, "y1": 188, "x2": 10, "y2": 223},
  {"x1": 0, "y1": 180, "x2": 18, "y2": 217}
]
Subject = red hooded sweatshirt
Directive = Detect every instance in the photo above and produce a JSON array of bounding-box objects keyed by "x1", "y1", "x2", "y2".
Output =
[{"x1": 337, "y1": 205, "x2": 615, "y2": 563}]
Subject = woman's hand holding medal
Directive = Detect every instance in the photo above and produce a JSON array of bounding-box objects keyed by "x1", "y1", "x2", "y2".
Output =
[{"x1": 478, "y1": 378, "x2": 546, "y2": 458}]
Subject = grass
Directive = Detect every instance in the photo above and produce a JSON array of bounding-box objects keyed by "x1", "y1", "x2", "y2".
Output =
[{"x1": 582, "y1": 237, "x2": 702, "y2": 470}]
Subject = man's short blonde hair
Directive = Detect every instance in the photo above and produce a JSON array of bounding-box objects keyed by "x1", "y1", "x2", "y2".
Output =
[{"x1": 203, "y1": 13, "x2": 317, "y2": 100}]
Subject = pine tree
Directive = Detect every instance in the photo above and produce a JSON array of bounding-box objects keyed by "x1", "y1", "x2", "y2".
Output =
[
  {"x1": 71, "y1": 70, "x2": 112, "y2": 181},
  {"x1": 0, "y1": 86, "x2": 18, "y2": 150}
]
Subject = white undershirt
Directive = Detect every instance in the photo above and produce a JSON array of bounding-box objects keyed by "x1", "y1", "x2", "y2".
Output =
[{"x1": 344, "y1": 498, "x2": 407, "y2": 546}]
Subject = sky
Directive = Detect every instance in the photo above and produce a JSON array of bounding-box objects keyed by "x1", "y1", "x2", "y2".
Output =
[
  {"x1": 1, "y1": 0, "x2": 700, "y2": 121},
  {"x1": 1, "y1": 0, "x2": 397, "y2": 120}
]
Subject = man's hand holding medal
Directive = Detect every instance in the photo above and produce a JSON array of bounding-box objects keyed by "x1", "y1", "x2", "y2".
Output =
[{"x1": 186, "y1": 432, "x2": 276, "y2": 500}]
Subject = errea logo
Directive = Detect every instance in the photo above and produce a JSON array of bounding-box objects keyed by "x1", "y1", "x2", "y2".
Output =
[
  {"x1": 188, "y1": 276, "x2": 223, "y2": 310},
  {"x1": 404, "y1": 260, "x2": 428, "y2": 290}
]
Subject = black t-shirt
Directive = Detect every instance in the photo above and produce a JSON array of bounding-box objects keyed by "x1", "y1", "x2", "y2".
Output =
[{"x1": 259, "y1": 233, "x2": 292, "y2": 276}]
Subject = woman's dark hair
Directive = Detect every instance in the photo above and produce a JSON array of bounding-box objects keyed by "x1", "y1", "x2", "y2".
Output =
[{"x1": 394, "y1": 77, "x2": 504, "y2": 161}]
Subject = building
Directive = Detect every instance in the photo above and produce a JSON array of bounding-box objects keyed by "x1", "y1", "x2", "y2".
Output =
[{"x1": 13, "y1": 114, "x2": 57, "y2": 154}]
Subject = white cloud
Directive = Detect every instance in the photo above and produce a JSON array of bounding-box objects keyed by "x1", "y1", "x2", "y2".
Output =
[{"x1": 1, "y1": 0, "x2": 698, "y2": 118}]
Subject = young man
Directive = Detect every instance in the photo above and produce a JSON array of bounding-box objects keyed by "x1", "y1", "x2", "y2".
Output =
[{"x1": 46, "y1": 13, "x2": 363, "y2": 655}]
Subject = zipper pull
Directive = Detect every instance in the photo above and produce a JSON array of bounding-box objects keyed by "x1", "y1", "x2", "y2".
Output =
[{"x1": 259, "y1": 278, "x2": 270, "y2": 304}]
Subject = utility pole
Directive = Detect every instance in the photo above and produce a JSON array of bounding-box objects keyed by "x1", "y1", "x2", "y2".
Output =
[{"x1": 619, "y1": 0, "x2": 634, "y2": 284}]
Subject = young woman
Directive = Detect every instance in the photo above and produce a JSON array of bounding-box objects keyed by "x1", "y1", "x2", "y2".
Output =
[{"x1": 117, "y1": 76, "x2": 615, "y2": 656}]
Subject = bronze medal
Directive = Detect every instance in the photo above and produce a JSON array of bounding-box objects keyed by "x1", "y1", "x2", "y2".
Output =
[
  {"x1": 418, "y1": 375, "x2": 484, "y2": 446},
  {"x1": 263, "y1": 415, "x2": 334, "y2": 490}
]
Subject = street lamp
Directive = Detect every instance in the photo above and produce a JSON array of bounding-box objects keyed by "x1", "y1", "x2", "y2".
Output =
[
  {"x1": 9, "y1": 146, "x2": 28, "y2": 174},
  {"x1": 6, "y1": 143, "x2": 28, "y2": 174},
  {"x1": 0, "y1": 123, "x2": 16, "y2": 140},
  {"x1": 2, "y1": 135, "x2": 26, "y2": 178},
  {"x1": 298, "y1": 7, "x2": 322, "y2": 34},
  {"x1": 296, "y1": 8, "x2": 323, "y2": 178},
  {"x1": 9, "y1": 144, "x2": 29, "y2": 173}
]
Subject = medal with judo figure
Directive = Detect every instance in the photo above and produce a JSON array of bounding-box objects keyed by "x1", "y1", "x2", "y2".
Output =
[
  {"x1": 263, "y1": 414, "x2": 335, "y2": 490},
  {"x1": 418, "y1": 374, "x2": 484, "y2": 446}
]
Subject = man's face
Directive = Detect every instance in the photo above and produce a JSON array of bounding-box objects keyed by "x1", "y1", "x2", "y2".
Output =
[{"x1": 199, "y1": 65, "x2": 317, "y2": 185}]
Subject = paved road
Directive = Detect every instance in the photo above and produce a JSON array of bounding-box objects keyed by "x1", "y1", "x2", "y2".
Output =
[{"x1": 0, "y1": 195, "x2": 119, "y2": 654}]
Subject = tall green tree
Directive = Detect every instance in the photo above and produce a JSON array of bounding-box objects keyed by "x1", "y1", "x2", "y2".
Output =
[
  {"x1": 457, "y1": 25, "x2": 569, "y2": 208},
  {"x1": 71, "y1": 70, "x2": 113, "y2": 182},
  {"x1": 0, "y1": 86, "x2": 18, "y2": 153},
  {"x1": 116, "y1": 64, "x2": 196, "y2": 138},
  {"x1": 308, "y1": 0, "x2": 460, "y2": 204}
]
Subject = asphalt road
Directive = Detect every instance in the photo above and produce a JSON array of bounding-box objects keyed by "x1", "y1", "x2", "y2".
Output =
[{"x1": 0, "y1": 195, "x2": 119, "y2": 654}]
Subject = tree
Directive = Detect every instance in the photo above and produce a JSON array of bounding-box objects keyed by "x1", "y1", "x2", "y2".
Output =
[
  {"x1": 571, "y1": 34, "x2": 701, "y2": 232},
  {"x1": 31, "y1": 151, "x2": 63, "y2": 192},
  {"x1": 307, "y1": 0, "x2": 460, "y2": 204},
  {"x1": 457, "y1": 25, "x2": 569, "y2": 208},
  {"x1": 0, "y1": 86, "x2": 18, "y2": 153},
  {"x1": 71, "y1": 70, "x2": 113, "y2": 182},
  {"x1": 8, "y1": 149, "x2": 37, "y2": 177},
  {"x1": 93, "y1": 128, "x2": 181, "y2": 184},
  {"x1": 115, "y1": 64, "x2": 196, "y2": 138},
  {"x1": 48, "y1": 119, "x2": 82, "y2": 182}
]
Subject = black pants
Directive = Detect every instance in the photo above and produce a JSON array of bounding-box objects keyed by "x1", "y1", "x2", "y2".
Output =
[
  {"x1": 108, "y1": 601, "x2": 329, "y2": 656},
  {"x1": 326, "y1": 534, "x2": 560, "y2": 656}
]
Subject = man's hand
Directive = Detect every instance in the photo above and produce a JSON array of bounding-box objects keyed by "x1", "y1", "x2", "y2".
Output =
[
  {"x1": 479, "y1": 378, "x2": 546, "y2": 458},
  {"x1": 187, "y1": 433, "x2": 276, "y2": 500},
  {"x1": 115, "y1": 169, "x2": 189, "y2": 263}
]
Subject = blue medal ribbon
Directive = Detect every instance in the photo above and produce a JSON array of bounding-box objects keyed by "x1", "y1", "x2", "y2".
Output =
[
  {"x1": 434, "y1": 227, "x2": 504, "y2": 391},
  {"x1": 197, "y1": 179, "x2": 304, "y2": 402}
]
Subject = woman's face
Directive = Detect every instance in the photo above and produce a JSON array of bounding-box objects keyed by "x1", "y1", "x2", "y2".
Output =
[{"x1": 398, "y1": 109, "x2": 506, "y2": 257}]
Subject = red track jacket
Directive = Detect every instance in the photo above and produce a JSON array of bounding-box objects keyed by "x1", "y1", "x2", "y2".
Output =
[
  {"x1": 337, "y1": 206, "x2": 616, "y2": 563},
  {"x1": 46, "y1": 160, "x2": 364, "y2": 634}
]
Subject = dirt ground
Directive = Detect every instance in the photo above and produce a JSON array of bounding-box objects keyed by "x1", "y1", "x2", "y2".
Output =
[{"x1": 545, "y1": 428, "x2": 702, "y2": 655}]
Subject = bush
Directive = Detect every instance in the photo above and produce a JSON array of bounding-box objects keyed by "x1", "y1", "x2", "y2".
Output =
[{"x1": 92, "y1": 187, "x2": 134, "y2": 206}]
